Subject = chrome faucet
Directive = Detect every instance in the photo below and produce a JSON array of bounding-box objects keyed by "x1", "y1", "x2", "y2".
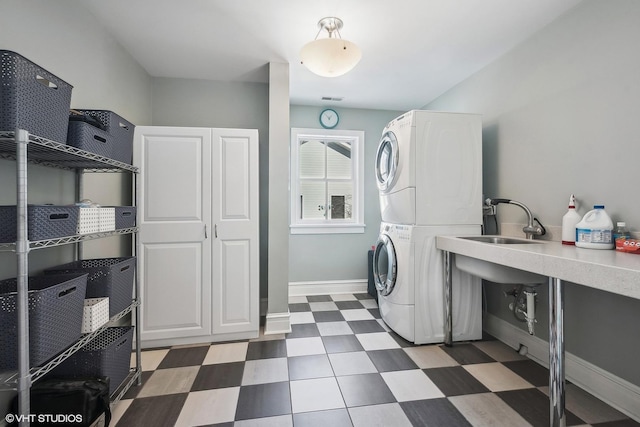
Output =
[{"x1": 488, "y1": 198, "x2": 546, "y2": 239}]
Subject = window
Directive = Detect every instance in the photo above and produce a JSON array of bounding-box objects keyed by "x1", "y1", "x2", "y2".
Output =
[{"x1": 290, "y1": 128, "x2": 365, "y2": 234}]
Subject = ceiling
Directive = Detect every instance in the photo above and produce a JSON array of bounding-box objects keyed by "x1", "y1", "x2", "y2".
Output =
[{"x1": 82, "y1": 0, "x2": 582, "y2": 111}]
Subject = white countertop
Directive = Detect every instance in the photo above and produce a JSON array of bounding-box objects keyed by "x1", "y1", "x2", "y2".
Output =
[{"x1": 436, "y1": 236, "x2": 640, "y2": 300}]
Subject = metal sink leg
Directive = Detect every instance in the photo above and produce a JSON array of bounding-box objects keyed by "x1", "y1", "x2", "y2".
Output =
[
  {"x1": 549, "y1": 277, "x2": 566, "y2": 427},
  {"x1": 444, "y1": 251, "x2": 453, "y2": 347}
]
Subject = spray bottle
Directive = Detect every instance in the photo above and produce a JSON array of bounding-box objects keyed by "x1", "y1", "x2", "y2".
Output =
[{"x1": 561, "y1": 194, "x2": 581, "y2": 245}]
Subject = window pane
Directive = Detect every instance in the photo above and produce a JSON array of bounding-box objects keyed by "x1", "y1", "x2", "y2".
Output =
[
  {"x1": 326, "y1": 141, "x2": 352, "y2": 179},
  {"x1": 300, "y1": 181, "x2": 326, "y2": 219},
  {"x1": 299, "y1": 139, "x2": 325, "y2": 178},
  {"x1": 328, "y1": 181, "x2": 353, "y2": 219},
  {"x1": 291, "y1": 128, "x2": 364, "y2": 232}
]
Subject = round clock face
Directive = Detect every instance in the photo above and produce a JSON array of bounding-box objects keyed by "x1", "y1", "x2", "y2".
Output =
[{"x1": 320, "y1": 109, "x2": 339, "y2": 129}]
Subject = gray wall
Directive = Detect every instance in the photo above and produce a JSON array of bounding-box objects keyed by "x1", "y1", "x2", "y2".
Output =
[
  {"x1": 424, "y1": 0, "x2": 640, "y2": 386},
  {"x1": 289, "y1": 106, "x2": 403, "y2": 282},
  {"x1": 151, "y1": 77, "x2": 269, "y2": 131}
]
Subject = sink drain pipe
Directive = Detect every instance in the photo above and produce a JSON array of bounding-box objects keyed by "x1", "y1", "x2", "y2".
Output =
[
  {"x1": 524, "y1": 288, "x2": 537, "y2": 335},
  {"x1": 505, "y1": 285, "x2": 538, "y2": 335}
]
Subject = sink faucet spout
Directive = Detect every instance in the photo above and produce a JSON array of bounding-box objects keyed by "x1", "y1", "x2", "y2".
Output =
[{"x1": 489, "y1": 198, "x2": 546, "y2": 240}]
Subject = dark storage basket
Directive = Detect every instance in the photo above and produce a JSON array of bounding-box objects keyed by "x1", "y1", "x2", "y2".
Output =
[
  {"x1": 72, "y1": 110, "x2": 135, "y2": 164},
  {"x1": 113, "y1": 206, "x2": 136, "y2": 229},
  {"x1": 0, "y1": 205, "x2": 80, "y2": 243},
  {"x1": 0, "y1": 273, "x2": 87, "y2": 371},
  {"x1": 51, "y1": 327, "x2": 133, "y2": 395},
  {"x1": 66, "y1": 120, "x2": 113, "y2": 159},
  {"x1": 0, "y1": 50, "x2": 73, "y2": 143},
  {"x1": 45, "y1": 257, "x2": 135, "y2": 317}
]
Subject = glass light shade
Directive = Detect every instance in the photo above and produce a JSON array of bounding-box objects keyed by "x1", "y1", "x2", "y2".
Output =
[{"x1": 300, "y1": 38, "x2": 362, "y2": 77}]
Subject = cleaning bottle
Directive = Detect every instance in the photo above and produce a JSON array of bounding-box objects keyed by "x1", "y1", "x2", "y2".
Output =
[
  {"x1": 561, "y1": 194, "x2": 581, "y2": 245},
  {"x1": 575, "y1": 205, "x2": 614, "y2": 249}
]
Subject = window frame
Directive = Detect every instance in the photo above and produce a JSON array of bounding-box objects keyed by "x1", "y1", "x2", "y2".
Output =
[{"x1": 290, "y1": 127, "x2": 365, "y2": 234}]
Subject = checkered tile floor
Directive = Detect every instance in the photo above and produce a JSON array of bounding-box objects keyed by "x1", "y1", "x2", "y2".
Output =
[{"x1": 113, "y1": 293, "x2": 638, "y2": 426}]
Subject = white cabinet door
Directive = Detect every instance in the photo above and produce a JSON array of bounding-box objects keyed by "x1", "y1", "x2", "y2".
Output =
[
  {"x1": 135, "y1": 127, "x2": 212, "y2": 342},
  {"x1": 211, "y1": 128, "x2": 259, "y2": 335}
]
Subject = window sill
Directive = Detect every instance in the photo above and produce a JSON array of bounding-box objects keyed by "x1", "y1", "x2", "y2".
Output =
[{"x1": 290, "y1": 224, "x2": 366, "y2": 235}]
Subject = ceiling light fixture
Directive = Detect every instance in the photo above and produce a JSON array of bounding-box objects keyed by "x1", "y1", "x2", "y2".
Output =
[{"x1": 300, "y1": 17, "x2": 362, "y2": 78}]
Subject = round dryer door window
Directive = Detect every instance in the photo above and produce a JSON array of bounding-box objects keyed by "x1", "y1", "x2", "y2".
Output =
[
  {"x1": 373, "y1": 234, "x2": 397, "y2": 296},
  {"x1": 375, "y1": 131, "x2": 399, "y2": 192}
]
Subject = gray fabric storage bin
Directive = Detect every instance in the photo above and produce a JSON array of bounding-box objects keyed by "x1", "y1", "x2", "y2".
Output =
[
  {"x1": 0, "y1": 273, "x2": 87, "y2": 370},
  {"x1": 50, "y1": 326, "x2": 134, "y2": 395},
  {"x1": 45, "y1": 257, "x2": 136, "y2": 317},
  {"x1": 112, "y1": 206, "x2": 136, "y2": 229},
  {"x1": 0, "y1": 50, "x2": 73, "y2": 142},
  {"x1": 70, "y1": 110, "x2": 134, "y2": 164},
  {"x1": 66, "y1": 120, "x2": 113, "y2": 159},
  {"x1": 0, "y1": 205, "x2": 79, "y2": 243}
]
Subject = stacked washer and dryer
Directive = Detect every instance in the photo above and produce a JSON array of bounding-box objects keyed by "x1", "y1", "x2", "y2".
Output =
[{"x1": 373, "y1": 110, "x2": 483, "y2": 344}]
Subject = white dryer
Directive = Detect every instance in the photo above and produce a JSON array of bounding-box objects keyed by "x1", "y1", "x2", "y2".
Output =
[
  {"x1": 375, "y1": 110, "x2": 483, "y2": 226},
  {"x1": 373, "y1": 222, "x2": 482, "y2": 344}
]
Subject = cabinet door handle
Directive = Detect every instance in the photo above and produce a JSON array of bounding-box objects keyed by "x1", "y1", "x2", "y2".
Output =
[
  {"x1": 215, "y1": 224, "x2": 218, "y2": 238},
  {"x1": 204, "y1": 225, "x2": 208, "y2": 239}
]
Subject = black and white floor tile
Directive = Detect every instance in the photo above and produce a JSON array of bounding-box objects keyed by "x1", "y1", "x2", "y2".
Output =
[{"x1": 112, "y1": 293, "x2": 639, "y2": 427}]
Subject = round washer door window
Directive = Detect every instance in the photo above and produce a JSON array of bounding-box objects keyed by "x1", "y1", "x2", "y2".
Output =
[
  {"x1": 375, "y1": 131, "x2": 399, "y2": 192},
  {"x1": 373, "y1": 234, "x2": 397, "y2": 296}
]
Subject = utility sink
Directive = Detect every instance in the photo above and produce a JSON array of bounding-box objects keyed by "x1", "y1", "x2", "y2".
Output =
[
  {"x1": 459, "y1": 236, "x2": 543, "y2": 245},
  {"x1": 454, "y1": 235, "x2": 547, "y2": 284}
]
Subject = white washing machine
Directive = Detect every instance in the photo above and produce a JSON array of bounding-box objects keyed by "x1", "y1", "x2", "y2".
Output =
[
  {"x1": 375, "y1": 110, "x2": 483, "y2": 226},
  {"x1": 373, "y1": 222, "x2": 482, "y2": 344}
]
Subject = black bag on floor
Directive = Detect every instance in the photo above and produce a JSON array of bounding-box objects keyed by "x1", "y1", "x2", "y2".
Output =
[{"x1": 10, "y1": 377, "x2": 111, "y2": 426}]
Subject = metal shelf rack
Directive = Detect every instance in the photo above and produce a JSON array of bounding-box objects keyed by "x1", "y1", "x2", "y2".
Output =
[
  {"x1": 1, "y1": 129, "x2": 142, "y2": 423},
  {"x1": 0, "y1": 131, "x2": 137, "y2": 172},
  {"x1": 0, "y1": 228, "x2": 138, "y2": 252}
]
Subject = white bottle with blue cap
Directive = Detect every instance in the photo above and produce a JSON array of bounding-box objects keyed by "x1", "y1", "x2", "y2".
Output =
[{"x1": 575, "y1": 205, "x2": 614, "y2": 249}]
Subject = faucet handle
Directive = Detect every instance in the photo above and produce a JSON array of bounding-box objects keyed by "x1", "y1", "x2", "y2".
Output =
[
  {"x1": 523, "y1": 218, "x2": 546, "y2": 237},
  {"x1": 489, "y1": 198, "x2": 511, "y2": 205},
  {"x1": 534, "y1": 217, "x2": 546, "y2": 236}
]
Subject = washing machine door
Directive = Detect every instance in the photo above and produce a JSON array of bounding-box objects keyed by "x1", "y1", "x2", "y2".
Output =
[
  {"x1": 373, "y1": 233, "x2": 397, "y2": 296},
  {"x1": 375, "y1": 131, "x2": 399, "y2": 192}
]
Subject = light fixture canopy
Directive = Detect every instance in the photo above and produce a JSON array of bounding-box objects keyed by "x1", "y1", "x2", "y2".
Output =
[{"x1": 300, "y1": 17, "x2": 362, "y2": 78}]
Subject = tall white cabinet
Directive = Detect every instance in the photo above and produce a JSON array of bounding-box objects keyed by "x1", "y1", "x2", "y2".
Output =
[{"x1": 134, "y1": 127, "x2": 259, "y2": 348}]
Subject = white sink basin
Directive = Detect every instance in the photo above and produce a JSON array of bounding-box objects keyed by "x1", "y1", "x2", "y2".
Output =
[
  {"x1": 454, "y1": 235, "x2": 547, "y2": 284},
  {"x1": 459, "y1": 236, "x2": 543, "y2": 245}
]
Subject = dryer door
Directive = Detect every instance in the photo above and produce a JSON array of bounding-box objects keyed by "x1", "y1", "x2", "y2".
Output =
[
  {"x1": 375, "y1": 131, "x2": 399, "y2": 192},
  {"x1": 373, "y1": 233, "x2": 397, "y2": 296}
]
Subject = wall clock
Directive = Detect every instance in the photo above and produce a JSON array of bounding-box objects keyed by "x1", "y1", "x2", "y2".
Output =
[{"x1": 319, "y1": 108, "x2": 339, "y2": 129}]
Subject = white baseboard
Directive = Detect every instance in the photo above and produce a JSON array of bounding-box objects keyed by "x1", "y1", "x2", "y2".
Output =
[
  {"x1": 264, "y1": 311, "x2": 291, "y2": 335},
  {"x1": 289, "y1": 279, "x2": 368, "y2": 297},
  {"x1": 139, "y1": 330, "x2": 258, "y2": 349},
  {"x1": 485, "y1": 313, "x2": 640, "y2": 421},
  {"x1": 262, "y1": 280, "x2": 368, "y2": 334}
]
